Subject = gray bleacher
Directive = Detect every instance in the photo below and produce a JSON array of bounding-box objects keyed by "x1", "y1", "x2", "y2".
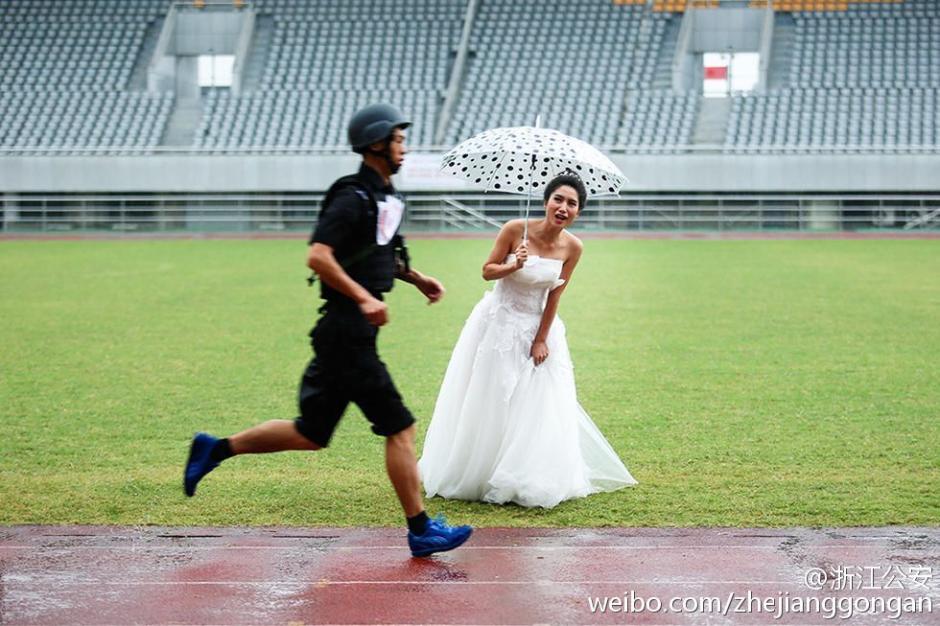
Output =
[
  {"x1": 195, "y1": 88, "x2": 438, "y2": 149},
  {"x1": 725, "y1": 0, "x2": 940, "y2": 152},
  {"x1": 0, "y1": 0, "x2": 171, "y2": 153},
  {"x1": 726, "y1": 87, "x2": 938, "y2": 152},
  {"x1": 0, "y1": 90, "x2": 173, "y2": 152},
  {"x1": 790, "y1": 7, "x2": 939, "y2": 88},
  {"x1": 447, "y1": 0, "x2": 674, "y2": 147},
  {"x1": 1, "y1": 0, "x2": 938, "y2": 155},
  {"x1": 195, "y1": 0, "x2": 464, "y2": 148},
  {"x1": 616, "y1": 90, "x2": 699, "y2": 152}
]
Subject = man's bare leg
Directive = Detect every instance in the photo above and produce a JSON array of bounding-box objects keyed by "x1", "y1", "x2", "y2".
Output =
[
  {"x1": 184, "y1": 420, "x2": 318, "y2": 497},
  {"x1": 229, "y1": 419, "x2": 321, "y2": 454},
  {"x1": 385, "y1": 424, "x2": 424, "y2": 518},
  {"x1": 387, "y1": 423, "x2": 473, "y2": 555}
]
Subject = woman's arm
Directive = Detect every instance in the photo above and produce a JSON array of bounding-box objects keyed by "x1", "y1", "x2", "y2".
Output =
[
  {"x1": 531, "y1": 238, "x2": 583, "y2": 366},
  {"x1": 482, "y1": 220, "x2": 527, "y2": 281}
]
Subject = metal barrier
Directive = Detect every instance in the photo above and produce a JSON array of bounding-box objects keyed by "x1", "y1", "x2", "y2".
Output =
[{"x1": 2, "y1": 192, "x2": 938, "y2": 233}]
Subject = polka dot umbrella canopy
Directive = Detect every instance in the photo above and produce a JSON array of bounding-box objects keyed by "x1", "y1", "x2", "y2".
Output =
[{"x1": 440, "y1": 124, "x2": 627, "y2": 239}]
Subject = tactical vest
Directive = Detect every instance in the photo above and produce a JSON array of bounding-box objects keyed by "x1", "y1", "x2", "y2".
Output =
[{"x1": 311, "y1": 174, "x2": 409, "y2": 303}]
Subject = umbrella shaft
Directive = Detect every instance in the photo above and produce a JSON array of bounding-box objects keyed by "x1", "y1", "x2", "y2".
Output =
[
  {"x1": 524, "y1": 153, "x2": 536, "y2": 243},
  {"x1": 523, "y1": 195, "x2": 530, "y2": 242}
]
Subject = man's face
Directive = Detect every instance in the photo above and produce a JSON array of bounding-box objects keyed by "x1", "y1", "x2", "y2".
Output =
[{"x1": 387, "y1": 127, "x2": 408, "y2": 173}]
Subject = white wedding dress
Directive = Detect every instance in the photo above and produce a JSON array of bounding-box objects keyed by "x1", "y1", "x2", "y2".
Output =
[{"x1": 418, "y1": 254, "x2": 637, "y2": 508}]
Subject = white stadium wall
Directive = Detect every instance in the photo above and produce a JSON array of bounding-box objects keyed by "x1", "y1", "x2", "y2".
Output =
[{"x1": 0, "y1": 153, "x2": 938, "y2": 193}]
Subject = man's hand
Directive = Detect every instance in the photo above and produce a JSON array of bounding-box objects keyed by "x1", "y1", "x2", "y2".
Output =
[
  {"x1": 530, "y1": 340, "x2": 549, "y2": 366},
  {"x1": 417, "y1": 275, "x2": 446, "y2": 304},
  {"x1": 359, "y1": 296, "x2": 389, "y2": 326}
]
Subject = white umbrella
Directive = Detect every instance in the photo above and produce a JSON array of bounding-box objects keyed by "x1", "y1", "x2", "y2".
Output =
[{"x1": 441, "y1": 120, "x2": 627, "y2": 240}]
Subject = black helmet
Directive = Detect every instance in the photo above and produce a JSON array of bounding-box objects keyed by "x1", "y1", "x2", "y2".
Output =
[{"x1": 348, "y1": 103, "x2": 411, "y2": 153}]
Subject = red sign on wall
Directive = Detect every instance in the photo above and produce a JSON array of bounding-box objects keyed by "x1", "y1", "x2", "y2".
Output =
[{"x1": 704, "y1": 66, "x2": 728, "y2": 80}]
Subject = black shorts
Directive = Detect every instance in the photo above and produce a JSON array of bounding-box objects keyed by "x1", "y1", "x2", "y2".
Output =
[{"x1": 295, "y1": 304, "x2": 415, "y2": 448}]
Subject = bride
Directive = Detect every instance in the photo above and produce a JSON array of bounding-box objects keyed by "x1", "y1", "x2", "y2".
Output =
[{"x1": 418, "y1": 173, "x2": 637, "y2": 509}]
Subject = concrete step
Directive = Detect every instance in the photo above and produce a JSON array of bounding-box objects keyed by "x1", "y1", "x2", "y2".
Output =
[
  {"x1": 692, "y1": 97, "x2": 731, "y2": 144},
  {"x1": 160, "y1": 98, "x2": 203, "y2": 146},
  {"x1": 241, "y1": 14, "x2": 274, "y2": 93},
  {"x1": 127, "y1": 17, "x2": 164, "y2": 91},
  {"x1": 652, "y1": 18, "x2": 681, "y2": 90},
  {"x1": 767, "y1": 13, "x2": 796, "y2": 91}
]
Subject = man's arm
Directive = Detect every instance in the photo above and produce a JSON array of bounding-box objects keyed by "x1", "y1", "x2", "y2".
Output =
[
  {"x1": 307, "y1": 243, "x2": 388, "y2": 325},
  {"x1": 396, "y1": 265, "x2": 445, "y2": 304}
]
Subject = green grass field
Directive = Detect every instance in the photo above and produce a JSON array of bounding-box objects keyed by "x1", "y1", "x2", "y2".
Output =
[{"x1": 1, "y1": 238, "x2": 938, "y2": 528}]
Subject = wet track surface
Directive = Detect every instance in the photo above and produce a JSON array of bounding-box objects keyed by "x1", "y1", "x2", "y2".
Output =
[{"x1": 1, "y1": 526, "x2": 938, "y2": 624}]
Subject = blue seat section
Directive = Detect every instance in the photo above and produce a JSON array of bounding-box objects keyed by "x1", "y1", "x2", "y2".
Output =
[
  {"x1": 725, "y1": 0, "x2": 939, "y2": 152},
  {"x1": 0, "y1": 0, "x2": 172, "y2": 153},
  {"x1": 447, "y1": 0, "x2": 683, "y2": 147},
  {"x1": 0, "y1": 0, "x2": 935, "y2": 153},
  {"x1": 195, "y1": 0, "x2": 464, "y2": 149}
]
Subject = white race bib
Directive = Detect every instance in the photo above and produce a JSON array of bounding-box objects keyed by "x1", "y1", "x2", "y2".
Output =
[{"x1": 376, "y1": 196, "x2": 404, "y2": 245}]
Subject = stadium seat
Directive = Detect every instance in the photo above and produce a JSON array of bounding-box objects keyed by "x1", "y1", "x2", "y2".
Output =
[
  {"x1": 1, "y1": 0, "x2": 936, "y2": 154},
  {"x1": 725, "y1": 0, "x2": 939, "y2": 152}
]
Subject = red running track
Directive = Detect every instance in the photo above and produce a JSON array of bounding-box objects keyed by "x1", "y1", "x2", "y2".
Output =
[{"x1": 1, "y1": 526, "x2": 937, "y2": 625}]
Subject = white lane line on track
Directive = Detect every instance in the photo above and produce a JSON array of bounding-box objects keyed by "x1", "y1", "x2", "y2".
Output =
[
  {"x1": 0, "y1": 544, "x2": 911, "y2": 550},
  {"x1": 2, "y1": 579, "x2": 808, "y2": 586}
]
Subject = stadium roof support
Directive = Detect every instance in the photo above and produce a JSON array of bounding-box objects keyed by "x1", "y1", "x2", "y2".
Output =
[{"x1": 435, "y1": 0, "x2": 480, "y2": 146}]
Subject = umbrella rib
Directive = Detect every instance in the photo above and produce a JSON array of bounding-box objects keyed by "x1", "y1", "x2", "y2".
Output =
[{"x1": 483, "y1": 149, "x2": 511, "y2": 194}]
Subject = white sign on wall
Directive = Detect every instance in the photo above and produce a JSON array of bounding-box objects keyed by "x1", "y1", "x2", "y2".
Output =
[{"x1": 396, "y1": 153, "x2": 473, "y2": 192}]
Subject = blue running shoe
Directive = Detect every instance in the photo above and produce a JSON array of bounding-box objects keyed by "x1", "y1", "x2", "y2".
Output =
[
  {"x1": 408, "y1": 514, "x2": 473, "y2": 557},
  {"x1": 183, "y1": 432, "x2": 220, "y2": 497}
]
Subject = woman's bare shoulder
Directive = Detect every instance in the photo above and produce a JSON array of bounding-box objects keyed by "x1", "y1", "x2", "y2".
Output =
[
  {"x1": 502, "y1": 219, "x2": 526, "y2": 233},
  {"x1": 564, "y1": 231, "x2": 584, "y2": 254}
]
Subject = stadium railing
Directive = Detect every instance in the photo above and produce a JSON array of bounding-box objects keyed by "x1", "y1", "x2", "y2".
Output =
[{"x1": 2, "y1": 191, "x2": 937, "y2": 233}]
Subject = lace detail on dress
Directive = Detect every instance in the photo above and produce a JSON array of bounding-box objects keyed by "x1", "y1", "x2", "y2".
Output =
[
  {"x1": 492, "y1": 254, "x2": 563, "y2": 314},
  {"x1": 471, "y1": 256, "x2": 563, "y2": 399}
]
